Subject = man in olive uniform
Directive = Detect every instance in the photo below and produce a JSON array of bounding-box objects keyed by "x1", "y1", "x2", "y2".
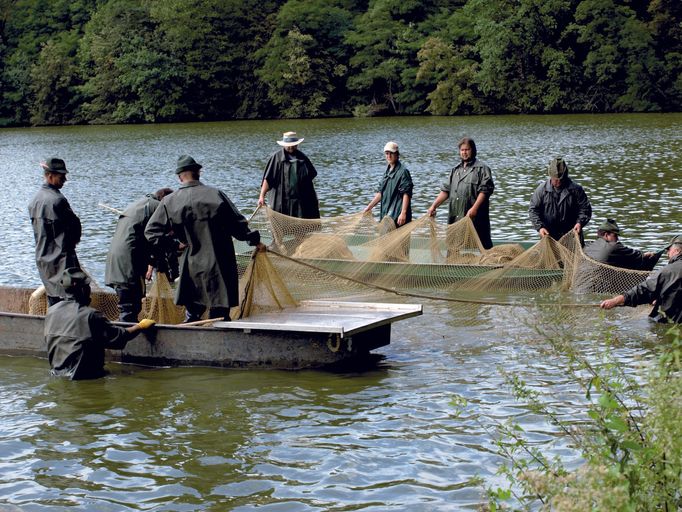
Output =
[
  {"x1": 258, "y1": 131, "x2": 320, "y2": 219},
  {"x1": 584, "y1": 218, "x2": 661, "y2": 271},
  {"x1": 45, "y1": 268, "x2": 156, "y2": 380},
  {"x1": 427, "y1": 137, "x2": 495, "y2": 248},
  {"x1": 364, "y1": 141, "x2": 413, "y2": 228},
  {"x1": 28, "y1": 157, "x2": 82, "y2": 306},
  {"x1": 529, "y1": 157, "x2": 592, "y2": 245},
  {"x1": 145, "y1": 155, "x2": 265, "y2": 323},
  {"x1": 105, "y1": 188, "x2": 174, "y2": 322},
  {"x1": 600, "y1": 235, "x2": 682, "y2": 323}
]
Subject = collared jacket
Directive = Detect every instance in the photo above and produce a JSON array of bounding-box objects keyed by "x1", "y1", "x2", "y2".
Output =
[
  {"x1": 441, "y1": 158, "x2": 494, "y2": 248},
  {"x1": 376, "y1": 161, "x2": 413, "y2": 225},
  {"x1": 584, "y1": 238, "x2": 660, "y2": 271},
  {"x1": 105, "y1": 194, "x2": 161, "y2": 287},
  {"x1": 529, "y1": 177, "x2": 592, "y2": 242},
  {"x1": 28, "y1": 184, "x2": 81, "y2": 298},
  {"x1": 262, "y1": 148, "x2": 320, "y2": 219},
  {"x1": 45, "y1": 298, "x2": 137, "y2": 380},
  {"x1": 144, "y1": 181, "x2": 260, "y2": 309},
  {"x1": 623, "y1": 253, "x2": 681, "y2": 323}
]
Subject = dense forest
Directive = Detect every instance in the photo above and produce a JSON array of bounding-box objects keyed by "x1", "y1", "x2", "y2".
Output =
[{"x1": 0, "y1": 0, "x2": 680, "y2": 126}]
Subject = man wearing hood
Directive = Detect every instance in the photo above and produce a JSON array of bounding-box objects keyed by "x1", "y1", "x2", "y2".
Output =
[
  {"x1": 600, "y1": 235, "x2": 682, "y2": 323},
  {"x1": 529, "y1": 157, "x2": 592, "y2": 245},
  {"x1": 427, "y1": 137, "x2": 495, "y2": 248},
  {"x1": 44, "y1": 268, "x2": 156, "y2": 379}
]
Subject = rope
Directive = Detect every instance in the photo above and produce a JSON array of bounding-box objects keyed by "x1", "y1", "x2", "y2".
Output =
[{"x1": 265, "y1": 248, "x2": 601, "y2": 308}]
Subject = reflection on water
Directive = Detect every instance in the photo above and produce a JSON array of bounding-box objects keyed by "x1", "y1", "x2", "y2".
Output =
[{"x1": 0, "y1": 114, "x2": 680, "y2": 509}]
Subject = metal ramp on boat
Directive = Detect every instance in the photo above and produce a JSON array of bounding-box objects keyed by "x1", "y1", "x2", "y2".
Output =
[{"x1": 216, "y1": 300, "x2": 423, "y2": 337}]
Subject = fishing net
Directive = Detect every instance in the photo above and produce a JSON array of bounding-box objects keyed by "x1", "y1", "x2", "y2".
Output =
[
  {"x1": 10, "y1": 207, "x2": 659, "y2": 326},
  {"x1": 141, "y1": 272, "x2": 185, "y2": 324},
  {"x1": 237, "y1": 207, "x2": 660, "y2": 322}
]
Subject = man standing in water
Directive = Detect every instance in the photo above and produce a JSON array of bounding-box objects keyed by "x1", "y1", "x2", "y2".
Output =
[
  {"x1": 584, "y1": 218, "x2": 660, "y2": 271},
  {"x1": 146, "y1": 155, "x2": 264, "y2": 323},
  {"x1": 427, "y1": 137, "x2": 495, "y2": 248},
  {"x1": 529, "y1": 157, "x2": 592, "y2": 245},
  {"x1": 28, "y1": 157, "x2": 82, "y2": 306},
  {"x1": 258, "y1": 131, "x2": 320, "y2": 219},
  {"x1": 364, "y1": 141, "x2": 413, "y2": 228},
  {"x1": 45, "y1": 268, "x2": 156, "y2": 380},
  {"x1": 600, "y1": 235, "x2": 681, "y2": 323}
]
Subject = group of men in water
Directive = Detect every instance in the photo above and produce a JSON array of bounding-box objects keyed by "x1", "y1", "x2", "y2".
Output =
[{"x1": 28, "y1": 132, "x2": 681, "y2": 379}]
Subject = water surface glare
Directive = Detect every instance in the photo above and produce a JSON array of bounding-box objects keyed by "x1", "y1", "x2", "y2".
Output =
[{"x1": 0, "y1": 114, "x2": 680, "y2": 510}]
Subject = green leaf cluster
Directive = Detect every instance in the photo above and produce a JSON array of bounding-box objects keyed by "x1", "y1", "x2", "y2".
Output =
[
  {"x1": 0, "y1": 0, "x2": 680, "y2": 125},
  {"x1": 487, "y1": 320, "x2": 682, "y2": 511}
]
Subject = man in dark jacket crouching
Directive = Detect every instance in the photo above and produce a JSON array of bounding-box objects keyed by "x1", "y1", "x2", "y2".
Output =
[{"x1": 45, "y1": 268, "x2": 156, "y2": 380}]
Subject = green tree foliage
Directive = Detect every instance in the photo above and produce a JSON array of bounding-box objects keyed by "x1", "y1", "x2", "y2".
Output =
[
  {"x1": 345, "y1": 0, "x2": 430, "y2": 114},
  {"x1": 572, "y1": 0, "x2": 659, "y2": 111},
  {"x1": 0, "y1": 0, "x2": 680, "y2": 125},
  {"x1": 78, "y1": 0, "x2": 186, "y2": 123},
  {"x1": 29, "y1": 30, "x2": 82, "y2": 125},
  {"x1": 256, "y1": 0, "x2": 353, "y2": 118}
]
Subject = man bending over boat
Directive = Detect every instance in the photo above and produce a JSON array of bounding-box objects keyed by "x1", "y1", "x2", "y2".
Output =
[
  {"x1": 584, "y1": 218, "x2": 661, "y2": 271},
  {"x1": 105, "y1": 188, "x2": 175, "y2": 322},
  {"x1": 45, "y1": 268, "x2": 156, "y2": 380},
  {"x1": 600, "y1": 235, "x2": 682, "y2": 323},
  {"x1": 145, "y1": 155, "x2": 265, "y2": 323},
  {"x1": 28, "y1": 158, "x2": 82, "y2": 306}
]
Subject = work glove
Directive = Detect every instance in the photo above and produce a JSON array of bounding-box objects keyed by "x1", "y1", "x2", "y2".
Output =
[{"x1": 137, "y1": 318, "x2": 156, "y2": 330}]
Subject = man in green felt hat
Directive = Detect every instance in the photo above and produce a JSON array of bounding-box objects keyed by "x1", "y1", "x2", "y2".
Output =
[
  {"x1": 584, "y1": 218, "x2": 661, "y2": 271},
  {"x1": 28, "y1": 157, "x2": 82, "y2": 306},
  {"x1": 601, "y1": 234, "x2": 682, "y2": 323},
  {"x1": 146, "y1": 155, "x2": 265, "y2": 322},
  {"x1": 529, "y1": 157, "x2": 592, "y2": 246}
]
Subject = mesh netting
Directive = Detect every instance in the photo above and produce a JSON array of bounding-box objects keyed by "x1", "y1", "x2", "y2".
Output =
[
  {"x1": 241, "y1": 206, "x2": 657, "y2": 311},
  {"x1": 6, "y1": 207, "x2": 657, "y2": 326}
]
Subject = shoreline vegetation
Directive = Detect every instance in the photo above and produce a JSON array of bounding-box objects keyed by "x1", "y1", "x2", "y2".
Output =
[{"x1": 1, "y1": 0, "x2": 680, "y2": 128}]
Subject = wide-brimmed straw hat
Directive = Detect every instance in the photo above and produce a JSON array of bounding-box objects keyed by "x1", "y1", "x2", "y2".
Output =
[{"x1": 276, "y1": 131, "x2": 304, "y2": 147}]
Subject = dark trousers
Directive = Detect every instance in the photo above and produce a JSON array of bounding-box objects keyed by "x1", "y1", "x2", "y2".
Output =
[
  {"x1": 184, "y1": 303, "x2": 231, "y2": 323},
  {"x1": 47, "y1": 295, "x2": 63, "y2": 307},
  {"x1": 114, "y1": 280, "x2": 144, "y2": 322}
]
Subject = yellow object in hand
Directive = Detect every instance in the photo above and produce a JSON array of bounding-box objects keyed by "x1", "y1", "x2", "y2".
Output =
[{"x1": 137, "y1": 318, "x2": 156, "y2": 329}]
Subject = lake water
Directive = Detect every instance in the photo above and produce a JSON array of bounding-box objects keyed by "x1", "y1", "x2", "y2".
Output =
[{"x1": 0, "y1": 114, "x2": 681, "y2": 510}]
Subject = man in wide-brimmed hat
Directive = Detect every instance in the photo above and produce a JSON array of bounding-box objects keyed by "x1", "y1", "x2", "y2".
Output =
[
  {"x1": 28, "y1": 157, "x2": 82, "y2": 306},
  {"x1": 601, "y1": 235, "x2": 682, "y2": 323},
  {"x1": 45, "y1": 267, "x2": 156, "y2": 379},
  {"x1": 584, "y1": 218, "x2": 661, "y2": 271},
  {"x1": 258, "y1": 131, "x2": 320, "y2": 219},
  {"x1": 146, "y1": 155, "x2": 264, "y2": 322},
  {"x1": 529, "y1": 157, "x2": 592, "y2": 245}
]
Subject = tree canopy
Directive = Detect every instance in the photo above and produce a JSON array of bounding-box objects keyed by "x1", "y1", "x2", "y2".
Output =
[{"x1": 0, "y1": 0, "x2": 679, "y2": 125}]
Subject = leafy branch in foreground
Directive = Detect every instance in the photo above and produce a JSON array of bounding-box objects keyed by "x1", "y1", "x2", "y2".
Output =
[{"x1": 483, "y1": 320, "x2": 681, "y2": 512}]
